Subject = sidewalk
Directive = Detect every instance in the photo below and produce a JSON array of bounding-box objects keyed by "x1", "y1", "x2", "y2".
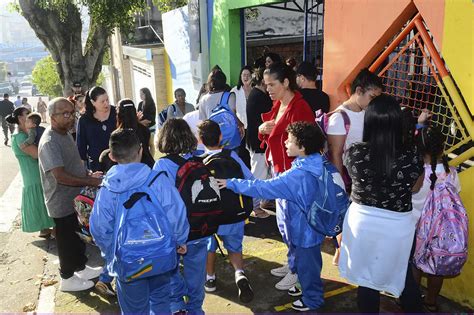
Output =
[{"x1": 0, "y1": 173, "x2": 472, "y2": 313}]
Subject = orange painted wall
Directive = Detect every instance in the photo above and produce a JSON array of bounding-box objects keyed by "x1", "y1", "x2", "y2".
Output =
[
  {"x1": 323, "y1": 0, "x2": 416, "y2": 108},
  {"x1": 413, "y1": 0, "x2": 445, "y2": 50}
]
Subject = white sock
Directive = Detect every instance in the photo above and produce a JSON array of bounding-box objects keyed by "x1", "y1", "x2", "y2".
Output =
[
  {"x1": 206, "y1": 274, "x2": 215, "y2": 281},
  {"x1": 235, "y1": 269, "x2": 244, "y2": 276}
]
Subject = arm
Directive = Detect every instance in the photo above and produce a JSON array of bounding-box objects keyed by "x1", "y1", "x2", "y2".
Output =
[
  {"x1": 412, "y1": 172, "x2": 425, "y2": 193},
  {"x1": 75, "y1": 117, "x2": 88, "y2": 162},
  {"x1": 50, "y1": 167, "x2": 102, "y2": 187},
  {"x1": 20, "y1": 144, "x2": 38, "y2": 159},
  {"x1": 230, "y1": 151, "x2": 254, "y2": 180},
  {"x1": 20, "y1": 129, "x2": 36, "y2": 149},
  {"x1": 327, "y1": 135, "x2": 346, "y2": 175},
  {"x1": 90, "y1": 188, "x2": 117, "y2": 264}
]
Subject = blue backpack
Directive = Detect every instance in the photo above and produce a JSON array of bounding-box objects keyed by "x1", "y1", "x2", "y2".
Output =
[
  {"x1": 158, "y1": 104, "x2": 177, "y2": 127},
  {"x1": 305, "y1": 158, "x2": 350, "y2": 237},
  {"x1": 209, "y1": 92, "x2": 241, "y2": 149},
  {"x1": 114, "y1": 171, "x2": 177, "y2": 282}
]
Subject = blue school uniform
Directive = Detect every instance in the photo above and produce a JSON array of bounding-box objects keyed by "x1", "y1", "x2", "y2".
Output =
[
  {"x1": 154, "y1": 154, "x2": 210, "y2": 315},
  {"x1": 226, "y1": 153, "x2": 326, "y2": 310},
  {"x1": 90, "y1": 163, "x2": 189, "y2": 314}
]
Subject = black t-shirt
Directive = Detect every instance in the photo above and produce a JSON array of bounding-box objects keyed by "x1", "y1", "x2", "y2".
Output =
[
  {"x1": 345, "y1": 143, "x2": 423, "y2": 212},
  {"x1": 138, "y1": 100, "x2": 156, "y2": 128},
  {"x1": 246, "y1": 87, "x2": 273, "y2": 153},
  {"x1": 299, "y1": 88, "x2": 330, "y2": 114},
  {"x1": 0, "y1": 99, "x2": 14, "y2": 117}
]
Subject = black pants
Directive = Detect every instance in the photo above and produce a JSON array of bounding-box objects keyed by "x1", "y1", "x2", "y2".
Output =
[
  {"x1": 53, "y1": 213, "x2": 87, "y2": 279},
  {"x1": 1, "y1": 115, "x2": 14, "y2": 140}
]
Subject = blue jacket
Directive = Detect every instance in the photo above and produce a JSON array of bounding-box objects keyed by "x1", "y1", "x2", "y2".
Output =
[
  {"x1": 227, "y1": 153, "x2": 325, "y2": 248},
  {"x1": 154, "y1": 149, "x2": 253, "y2": 236},
  {"x1": 90, "y1": 163, "x2": 189, "y2": 274}
]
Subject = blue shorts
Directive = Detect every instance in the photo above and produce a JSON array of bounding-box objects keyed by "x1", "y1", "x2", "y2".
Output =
[{"x1": 207, "y1": 233, "x2": 243, "y2": 253}]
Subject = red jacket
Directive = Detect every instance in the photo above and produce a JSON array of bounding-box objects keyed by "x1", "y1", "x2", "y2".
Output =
[{"x1": 259, "y1": 91, "x2": 315, "y2": 173}]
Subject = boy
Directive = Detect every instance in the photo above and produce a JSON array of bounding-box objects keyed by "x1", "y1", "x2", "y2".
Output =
[
  {"x1": 19, "y1": 113, "x2": 45, "y2": 148},
  {"x1": 90, "y1": 129, "x2": 189, "y2": 314},
  {"x1": 217, "y1": 121, "x2": 327, "y2": 312},
  {"x1": 198, "y1": 120, "x2": 254, "y2": 303}
]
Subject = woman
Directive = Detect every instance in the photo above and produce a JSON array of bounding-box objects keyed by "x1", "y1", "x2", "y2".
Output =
[
  {"x1": 258, "y1": 63, "x2": 315, "y2": 291},
  {"x1": 326, "y1": 68, "x2": 383, "y2": 265},
  {"x1": 21, "y1": 97, "x2": 32, "y2": 111},
  {"x1": 265, "y1": 52, "x2": 282, "y2": 68},
  {"x1": 198, "y1": 69, "x2": 236, "y2": 120},
  {"x1": 37, "y1": 97, "x2": 47, "y2": 123},
  {"x1": 6, "y1": 107, "x2": 54, "y2": 237},
  {"x1": 137, "y1": 87, "x2": 156, "y2": 129},
  {"x1": 116, "y1": 98, "x2": 154, "y2": 167},
  {"x1": 76, "y1": 86, "x2": 116, "y2": 172},
  {"x1": 338, "y1": 94, "x2": 424, "y2": 312},
  {"x1": 246, "y1": 67, "x2": 273, "y2": 218}
]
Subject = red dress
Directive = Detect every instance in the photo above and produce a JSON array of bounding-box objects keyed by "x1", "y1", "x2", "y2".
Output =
[{"x1": 259, "y1": 91, "x2": 315, "y2": 173}]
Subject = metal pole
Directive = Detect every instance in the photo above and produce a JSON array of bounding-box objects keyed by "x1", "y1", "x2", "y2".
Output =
[{"x1": 303, "y1": 0, "x2": 308, "y2": 61}]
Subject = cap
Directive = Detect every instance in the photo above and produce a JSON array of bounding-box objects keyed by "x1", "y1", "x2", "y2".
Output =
[{"x1": 72, "y1": 81, "x2": 82, "y2": 88}]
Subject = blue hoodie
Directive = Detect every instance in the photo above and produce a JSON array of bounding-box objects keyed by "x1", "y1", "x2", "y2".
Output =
[
  {"x1": 227, "y1": 153, "x2": 325, "y2": 248},
  {"x1": 90, "y1": 163, "x2": 189, "y2": 275}
]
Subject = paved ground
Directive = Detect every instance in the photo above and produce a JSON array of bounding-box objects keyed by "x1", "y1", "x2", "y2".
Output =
[{"x1": 0, "y1": 135, "x2": 472, "y2": 313}]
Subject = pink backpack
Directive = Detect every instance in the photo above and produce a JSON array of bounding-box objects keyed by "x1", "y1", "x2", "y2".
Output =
[{"x1": 413, "y1": 167, "x2": 469, "y2": 276}]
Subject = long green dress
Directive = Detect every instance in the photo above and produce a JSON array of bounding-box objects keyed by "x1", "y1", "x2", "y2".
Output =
[{"x1": 11, "y1": 132, "x2": 55, "y2": 232}]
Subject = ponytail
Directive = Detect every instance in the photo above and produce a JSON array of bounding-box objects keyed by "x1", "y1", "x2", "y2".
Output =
[
  {"x1": 84, "y1": 86, "x2": 106, "y2": 118},
  {"x1": 5, "y1": 107, "x2": 30, "y2": 125}
]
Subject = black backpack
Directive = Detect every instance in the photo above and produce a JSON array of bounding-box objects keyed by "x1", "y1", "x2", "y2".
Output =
[
  {"x1": 164, "y1": 155, "x2": 223, "y2": 241},
  {"x1": 203, "y1": 149, "x2": 253, "y2": 225}
]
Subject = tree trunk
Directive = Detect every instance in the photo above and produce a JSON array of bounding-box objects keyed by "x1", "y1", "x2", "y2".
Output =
[{"x1": 19, "y1": 0, "x2": 109, "y2": 97}]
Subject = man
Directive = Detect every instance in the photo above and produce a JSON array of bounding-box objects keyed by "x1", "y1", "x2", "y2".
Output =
[
  {"x1": 0, "y1": 93, "x2": 15, "y2": 145},
  {"x1": 296, "y1": 62, "x2": 330, "y2": 114},
  {"x1": 38, "y1": 97, "x2": 103, "y2": 291},
  {"x1": 14, "y1": 95, "x2": 22, "y2": 108}
]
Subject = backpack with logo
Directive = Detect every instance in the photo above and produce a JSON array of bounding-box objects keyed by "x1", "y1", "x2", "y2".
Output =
[
  {"x1": 316, "y1": 107, "x2": 352, "y2": 192},
  {"x1": 114, "y1": 171, "x2": 177, "y2": 282},
  {"x1": 164, "y1": 155, "x2": 223, "y2": 241},
  {"x1": 158, "y1": 104, "x2": 177, "y2": 127},
  {"x1": 304, "y1": 158, "x2": 350, "y2": 237},
  {"x1": 203, "y1": 149, "x2": 253, "y2": 225},
  {"x1": 413, "y1": 167, "x2": 468, "y2": 276},
  {"x1": 74, "y1": 186, "x2": 99, "y2": 245},
  {"x1": 209, "y1": 92, "x2": 242, "y2": 149}
]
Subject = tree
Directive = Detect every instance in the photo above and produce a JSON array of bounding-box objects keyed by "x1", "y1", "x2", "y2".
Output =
[
  {"x1": 31, "y1": 55, "x2": 63, "y2": 97},
  {"x1": 17, "y1": 0, "x2": 147, "y2": 96},
  {"x1": 154, "y1": 0, "x2": 188, "y2": 13}
]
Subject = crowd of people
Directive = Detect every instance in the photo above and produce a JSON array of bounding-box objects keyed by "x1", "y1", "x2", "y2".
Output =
[{"x1": 0, "y1": 51, "x2": 467, "y2": 314}]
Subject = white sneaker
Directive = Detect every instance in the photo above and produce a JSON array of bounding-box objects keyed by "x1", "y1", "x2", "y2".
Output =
[
  {"x1": 74, "y1": 265, "x2": 103, "y2": 280},
  {"x1": 275, "y1": 272, "x2": 298, "y2": 290},
  {"x1": 60, "y1": 275, "x2": 94, "y2": 292},
  {"x1": 270, "y1": 264, "x2": 290, "y2": 277}
]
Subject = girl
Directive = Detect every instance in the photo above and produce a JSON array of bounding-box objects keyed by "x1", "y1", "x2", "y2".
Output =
[{"x1": 412, "y1": 126, "x2": 462, "y2": 312}]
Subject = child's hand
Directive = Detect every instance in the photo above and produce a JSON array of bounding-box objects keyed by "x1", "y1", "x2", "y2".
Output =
[
  {"x1": 216, "y1": 179, "x2": 227, "y2": 189},
  {"x1": 418, "y1": 108, "x2": 432, "y2": 125},
  {"x1": 177, "y1": 244, "x2": 187, "y2": 255},
  {"x1": 90, "y1": 171, "x2": 103, "y2": 178}
]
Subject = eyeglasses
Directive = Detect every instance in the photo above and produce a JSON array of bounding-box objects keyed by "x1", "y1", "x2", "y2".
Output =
[{"x1": 53, "y1": 110, "x2": 75, "y2": 118}]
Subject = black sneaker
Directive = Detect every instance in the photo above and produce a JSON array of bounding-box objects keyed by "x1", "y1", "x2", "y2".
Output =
[
  {"x1": 291, "y1": 299, "x2": 310, "y2": 312},
  {"x1": 235, "y1": 271, "x2": 254, "y2": 303},
  {"x1": 288, "y1": 285, "x2": 302, "y2": 297},
  {"x1": 204, "y1": 278, "x2": 216, "y2": 292}
]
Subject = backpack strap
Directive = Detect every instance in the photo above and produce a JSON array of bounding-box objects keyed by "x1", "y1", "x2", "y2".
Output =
[
  {"x1": 122, "y1": 171, "x2": 167, "y2": 210},
  {"x1": 328, "y1": 108, "x2": 351, "y2": 135},
  {"x1": 219, "y1": 91, "x2": 232, "y2": 106},
  {"x1": 163, "y1": 154, "x2": 187, "y2": 167},
  {"x1": 171, "y1": 104, "x2": 177, "y2": 115}
]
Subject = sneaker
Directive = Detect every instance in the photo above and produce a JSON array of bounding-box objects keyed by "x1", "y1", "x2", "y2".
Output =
[
  {"x1": 235, "y1": 271, "x2": 254, "y2": 303},
  {"x1": 204, "y1": 278, "x2": 216, "y2": 292},
  {"x1": 288, "y1": 285, "x2": 302, "y2": 297},
  {"x1": 275, "y1": 272, "x2": 298, "y2": 290},
  {"x1": 60, "y1": 275, "x2": 94, "y2": 292},
  {"x1": 95, "y1": 280, "x2": 116, "y2": 296},
  {"x1": 75, "y1": 265, "x2": 103, "y2": 280},
  {"x1": 270, "y1": 264, "x2": 290, "y2": 277},
  {"x1": 172, "y1": 310, "x2": 188, "y2": 315},
  {"x1": 291, "y1": 299, "x2": 310, "y2": 312}
]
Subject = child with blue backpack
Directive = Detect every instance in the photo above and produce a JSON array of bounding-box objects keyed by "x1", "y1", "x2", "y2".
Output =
[
  {"x1": 198, "y1": 119, "x2": 254, "y2": 304},
  {"x1": 217, "y1": 121, "x2": 335, "y2": 312},
  {"x1": 90, "y1": 128, "x2": 189, "y2": 314},
  {"x1": 153, "y1": 118, "x2": 215, "y2": 315},
  {"x1": 412, "y1": 126, "x2": 468, "y2": 312}
]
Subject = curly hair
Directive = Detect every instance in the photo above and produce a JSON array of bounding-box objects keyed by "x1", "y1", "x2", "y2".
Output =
[
  {"x1": 157, "y1": 118, "x2": 197, "y2": 155},
  {"x1": 286, "y1": 121, "x2": 324, "y2": 155}
]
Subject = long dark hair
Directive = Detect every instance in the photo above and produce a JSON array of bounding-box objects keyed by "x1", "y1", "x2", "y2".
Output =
[
  {"x1": 140, "y1": 87, "x2": 155, "y2": 109},
  {"x1": 6, "y1": 107, "x2": 30, "y2": 125},
  {"x1": 417, "y1": 126, "x2": 449, "y2": 190},
  {"x1": 350, "y1": 68, "x2": 383, "y2": 95},
  {"x1": 264, "y1": 63, "x2": 298, "y2": 92},
  {"x1": 116, "y1": 98, "x2": 138, "y2": 131},
  {"x1": 84, "y1": 86, "x2": 107, "y2": 118},
  {"x1": 363, "y1": 94, "x2": 403, "y2": 178},
  {"x1": 236, "y1": 66, "x2": 252, "y2": 90}
]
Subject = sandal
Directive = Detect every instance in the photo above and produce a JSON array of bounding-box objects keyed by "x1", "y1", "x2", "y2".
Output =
[{"x1": 38, "y1": 229, "x2": 52, "y2": 239}]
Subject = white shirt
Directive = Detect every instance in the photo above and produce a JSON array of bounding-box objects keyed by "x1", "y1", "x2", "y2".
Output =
[
  {"x1": 326, "y1": 105, "x2": 365, "y2": 164},
  {"x1": 183, "y1": 110, "x2": 205, "y2": 152},
  {"x1": 230, "y1": 86, "x2": 247, "y2": 129},
  {"x1": 198, "y1": 91, "x2": 236, "y2": 120}
]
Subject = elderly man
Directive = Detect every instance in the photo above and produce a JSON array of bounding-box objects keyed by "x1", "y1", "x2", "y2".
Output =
[{"x1": 38, "y1": 97, "x2": 103, "y2": 291}]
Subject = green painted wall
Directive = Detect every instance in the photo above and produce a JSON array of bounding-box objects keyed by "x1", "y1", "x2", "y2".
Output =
[{"x1": 210, "y1": 0, "x2": 284, "y2": 85}]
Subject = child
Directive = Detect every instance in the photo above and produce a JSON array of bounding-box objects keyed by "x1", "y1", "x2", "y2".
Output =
[
  {"x1": 198, "y1": 119, "x2": 254, "y2": 303},
  {"x1": 90, "y1": 128, "x2": 189, "y2": 314},
  {"x1": 412, "y1": 126, "x2": 463, "y2": 312},
  {"x1": 217, "y1": 121, "x2": 326, "y2": 312},
  {"x1": 153, "y1": 118, "x2": 210, "y2": 314},
  {"x1": 19, "y1": 113, "x2": 44, "y2": 148}
]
